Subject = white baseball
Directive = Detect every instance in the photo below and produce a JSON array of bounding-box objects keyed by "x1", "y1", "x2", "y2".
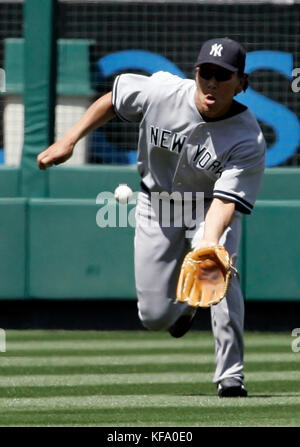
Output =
[{"x1": 114, "y1": 184, "x2": 133, "y2": 204}]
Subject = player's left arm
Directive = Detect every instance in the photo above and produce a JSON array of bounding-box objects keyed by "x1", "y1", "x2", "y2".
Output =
[{"x1": 195, "y1": 198, "x2": 235, "y2": 249}]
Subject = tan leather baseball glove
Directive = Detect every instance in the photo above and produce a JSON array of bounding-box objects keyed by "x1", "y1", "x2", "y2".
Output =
[{"x1": 176, "y1": 245, "x2": 236, "y2": 308}]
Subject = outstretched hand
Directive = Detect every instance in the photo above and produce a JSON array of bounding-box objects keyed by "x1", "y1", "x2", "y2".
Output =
[{"x1": 37, "y1": 139, "x2": 74, "y2": 170}]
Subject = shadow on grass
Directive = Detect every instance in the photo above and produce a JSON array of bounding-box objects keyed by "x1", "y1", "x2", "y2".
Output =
[
  {"x1": 247, "y1": 394, "x2": 296, "y2": 398},
  {"x1": 183, "y1": 393, "x2": 278, "y2": 398},
  {"x1": 185, "y1": 393, "x2": 298, "y2": 399}
]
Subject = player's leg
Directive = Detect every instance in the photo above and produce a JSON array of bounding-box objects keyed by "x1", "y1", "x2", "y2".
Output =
[
  {"x1": 191, "y1": 211, "x2": 245, "y2": 385},
  {"x1": 210, "y1": 214, "x2": 245, "y2": 385},
  {"x1": 210, "y1": 275, "x2": 245, "y2": 381},
  {"x1": 134, "y1": 191, "x2": 191, "y2": 331}
]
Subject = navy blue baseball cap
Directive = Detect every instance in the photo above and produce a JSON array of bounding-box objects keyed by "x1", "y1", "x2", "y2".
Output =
[{"x1": 195, "y1": 37, "x2": 246, "y2": 73}]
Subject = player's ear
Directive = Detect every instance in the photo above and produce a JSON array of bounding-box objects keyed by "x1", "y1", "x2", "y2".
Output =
[
  {"x1": 234, "y1": 73, "x2": 248, "y2": 95},
  {"x1": 242, "y1": 73, "x2": 249, "y2": 92}
]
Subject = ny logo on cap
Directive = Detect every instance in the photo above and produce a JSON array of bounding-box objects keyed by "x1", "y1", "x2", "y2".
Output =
[{"x1": 210, "y1": 43, "x2": 223, "y2": 57}]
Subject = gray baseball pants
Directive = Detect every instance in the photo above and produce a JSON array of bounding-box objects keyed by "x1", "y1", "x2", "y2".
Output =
[{"x1": 134, "y1": 191, "x2": 244, "y2": 384}]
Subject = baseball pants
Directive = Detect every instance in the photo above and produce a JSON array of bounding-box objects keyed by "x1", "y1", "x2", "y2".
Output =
[{"x1": 134, "y1": 191, "x2": 244, "y2": 384}]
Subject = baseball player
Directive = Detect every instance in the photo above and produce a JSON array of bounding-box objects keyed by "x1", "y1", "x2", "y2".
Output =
[{"x1": 37, "y1": 38, "x2": 266, "y2": 397}]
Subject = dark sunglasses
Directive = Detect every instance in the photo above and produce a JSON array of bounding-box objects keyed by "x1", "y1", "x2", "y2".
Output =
[{"x1": 199, "y1": 66, "x2": 234, "y2": 82}]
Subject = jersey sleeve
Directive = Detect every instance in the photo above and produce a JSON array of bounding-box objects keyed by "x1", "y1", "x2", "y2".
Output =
[
  {"x1": 112, "y1": 73, "x2": 150, "y2": 122},
  {"x1": 213, "y1": 134, "x2": 266, "y2": 214}
]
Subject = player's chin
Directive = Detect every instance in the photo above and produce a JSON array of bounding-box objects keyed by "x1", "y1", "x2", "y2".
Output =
[
  {"x1": 201, "y1": 104, "x2": 220, "y2": 119},
  {"x1": 204, "y1": 100, "x2": 229, "y2": 119}
]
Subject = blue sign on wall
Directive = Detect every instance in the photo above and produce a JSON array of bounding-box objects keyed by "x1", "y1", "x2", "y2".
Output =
[{"x1": 237, "y1": 51, "x2": 300, "y2": 167}]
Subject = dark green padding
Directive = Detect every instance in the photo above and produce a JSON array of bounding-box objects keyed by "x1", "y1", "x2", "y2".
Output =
[
  {"x1": 21, "y1": 0, "x2": 57, "y2": 197},
  {"x1": 56, "y1": 39, "x2": 95, "y2": 96},
  {"x1": 2, "y1": 197, "x2": 299, "y2": 302},
  {"x1": 4, "y1": 38, "x2": 24, "y2": 94},
  {"x1": 0, "y1": 199, "x2": 27, "y2": 298},
  {"x1": 245, "y1": 200, "x2": 300, "y2": 300},
  {"x1": 28, "y1": 199, "x2": 136, "y2": 299},
  {"x1": 0, "y1": 167, "x2": 21, "y2": 197},
  {"x1": 48, "y1": 165, "x2": 141, "y2": 199},
  {"x1": 5, "y1": 38, "x2": 95, "y2": 96},
  {"x1": 257, "y1": 168, "x2": 300, "y2": 200}
]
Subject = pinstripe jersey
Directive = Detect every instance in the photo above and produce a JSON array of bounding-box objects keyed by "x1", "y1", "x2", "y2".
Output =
[{"x1": 112, "y1": 71, "x2": 266, "y2": 214}]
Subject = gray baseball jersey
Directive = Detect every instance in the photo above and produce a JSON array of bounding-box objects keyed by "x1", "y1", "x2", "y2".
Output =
[
  {"x1": 112, "y1": 71, "x2": 266, "y2": 214},
  {"x1": 112, "y1": 70, "x2": 266, "y2": 385}
]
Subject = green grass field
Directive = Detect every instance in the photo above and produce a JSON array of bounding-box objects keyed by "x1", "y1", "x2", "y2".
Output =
[{"x1": 0, "y1": 330, "x2": 299, "y2": 427}]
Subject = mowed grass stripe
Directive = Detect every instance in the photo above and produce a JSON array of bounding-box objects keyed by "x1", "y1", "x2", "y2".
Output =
[
  {"x1": 4, "y1": 340, "x2": 213, "y2": 351},
  {"x1": 0, "y1": 380, "x2": 299, "y2": 399},
  {"x1": 1, "y1": 352, "x2": 299, "y2": 367},
  {"x1": 0, "y1": 361, "x2": 299, "y2": 376},
  {"x1": 3, "y1": 353, "x2": 216, "y2": 366},
  {"x1": 1, "y1": 393, "x2": 300, "y2": 410},
  {"x1": 6, "y1": 329, "x2": 291, "y2": 342},
  {"x1": 5, "y1": 334, "x2": 293, "y2": 351},
  {"x1": 5, "y1": 340, "x2": 292, "y2": 351},
  {"x1": 1, "y1": 405, "x2": 300, "y2": 427},
  {"x1": 6, "y1": 329, "x2": 292, "y2": 340},
  {"x1": 1, "y1": 331, "x2": 300, "y2": 427},
  {"x1": 1, "y1": 404, "x2": 300, "y2": 427},
  {"x1": 4, "y1": 344, "x2": 293, "y2": 357},
  {"x1": 0, "y1": 371, "x2": 299, "y2": 387}
]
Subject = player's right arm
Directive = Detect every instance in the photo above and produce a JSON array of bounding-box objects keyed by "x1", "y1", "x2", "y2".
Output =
[{"x1": 37, "y1": 92, "x2": 115, "y2": 170}]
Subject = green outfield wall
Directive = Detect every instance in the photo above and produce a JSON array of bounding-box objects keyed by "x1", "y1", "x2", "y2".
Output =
[
  {"x1": 0, "y1": 198, "x2": 27, "y2": 298},
  {"x1": 244, "y1": 200, "x2": 300, "y2": 301},
  {"x1": 29, "y1": 199, "x2": 136, "y2": 299},
  {"x1": 0, "y1": 166, "x2": 299, "y2": 301}
]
